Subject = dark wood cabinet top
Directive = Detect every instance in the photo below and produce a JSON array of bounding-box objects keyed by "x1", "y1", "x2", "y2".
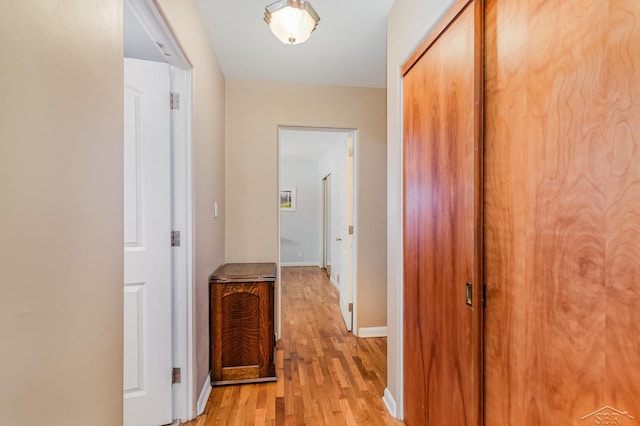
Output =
[{"x1": 210, "y1": 262, "x2": 277, "y2": 283}]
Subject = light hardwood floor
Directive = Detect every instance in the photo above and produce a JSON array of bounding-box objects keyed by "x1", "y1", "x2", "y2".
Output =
[{"x1": 182, "y1": 266, "x2": 404, "y2": 426}]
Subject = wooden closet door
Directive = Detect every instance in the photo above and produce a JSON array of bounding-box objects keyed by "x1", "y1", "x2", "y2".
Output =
[
  {"x1": 484, "y1": 0, "x2": 640, "y2": 424},
  {"x1": 402, "y1": 1, "x2": 483, "y2": 424}
]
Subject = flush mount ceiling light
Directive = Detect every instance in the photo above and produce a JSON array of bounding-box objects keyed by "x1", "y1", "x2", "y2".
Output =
[{"x1": 264, "y1": 0, "x2": 320, "y2": 45}]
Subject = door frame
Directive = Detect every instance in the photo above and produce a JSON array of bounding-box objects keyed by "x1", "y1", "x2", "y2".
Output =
[
  {"x1": 276, "y1": 126, "x2": 359, "y2": 337},
  {"x1": 124, "y1": 0, "x2": 195, "y2": 421},
  {"x1": 321, "y1": 173, "x2": 331, "y2": 272}
]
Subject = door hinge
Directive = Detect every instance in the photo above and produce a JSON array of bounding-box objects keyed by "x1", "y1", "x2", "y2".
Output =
[
  {"x1": 348, "y1": 225, "x2": 354, "y2": 235},
  {"x1": 171, "y1": 230, "x2": 181, "y2": 247},
  {"x1": 172, "y1": 367, "x2": 181, "y2": 384},
  {"x1": 348, "y1": 302, "x2": 353, "y2": 312},
  {"x1": 170, "y1": 92, "x2": 180, "y2": 110},
  {"x1": 348, "y1": 147, "x2": 354, "y2": 158}
]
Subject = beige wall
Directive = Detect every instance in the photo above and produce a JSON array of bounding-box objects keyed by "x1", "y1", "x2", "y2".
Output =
[
  {"x1": 225, "y1": 80, "x2": 387, "y2": 333},
  {"x1": 386, "y1": 0, "x2": 456, "y2": 419},
  {"x1": 155, "y1": 0, "x2": 226, "y2": 413},
  {"x1": 0, "y1": 1, "x2": 124, "y2": 424}
]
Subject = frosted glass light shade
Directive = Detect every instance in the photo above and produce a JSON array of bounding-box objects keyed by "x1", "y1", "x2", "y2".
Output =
[{"x1": 264, "y1": 0, "x2": 320, "y2": 45}]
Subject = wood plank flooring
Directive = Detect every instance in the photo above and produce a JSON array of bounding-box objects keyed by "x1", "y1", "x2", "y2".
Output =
[{"x1": 182, "y1": 266, "x2": 403, "y2": 426}]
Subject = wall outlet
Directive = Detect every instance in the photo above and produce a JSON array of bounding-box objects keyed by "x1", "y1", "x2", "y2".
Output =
[{"x1": 297, "y1": 249, "x2": 303, "y2": 258}]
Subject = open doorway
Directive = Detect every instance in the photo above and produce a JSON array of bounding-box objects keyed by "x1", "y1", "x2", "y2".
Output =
[{"x1": 278, "y1": 127, "x2": 357, "y2": 332}]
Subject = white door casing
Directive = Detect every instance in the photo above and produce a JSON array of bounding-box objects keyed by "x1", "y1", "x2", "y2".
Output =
[
  {"x1": 338, "y1": 134, "x2": 354, "y2": 331},
  {"x1": 322, "y1": 174, "x2": 332, "y2": 270},
  {"x1": 124, "y1": 57, "x2": 173, "y2": 426}
]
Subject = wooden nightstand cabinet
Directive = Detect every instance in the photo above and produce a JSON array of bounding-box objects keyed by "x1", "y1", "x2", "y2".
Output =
[{"x1": 209, "y1": 263, "x2": 276, "y2": 385}]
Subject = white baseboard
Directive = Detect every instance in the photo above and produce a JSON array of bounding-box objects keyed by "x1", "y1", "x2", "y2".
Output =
[
  {"x1": 280, "y1": 261, "x2": 321, "y2": 267},
  {"x1": 382, "y1": 388, "x2": 398, "y2": 418},
  {"x1": 358, "y1": 326, "x2": 388, "y2": 338},
  {"x1": 196, "y1": 373, "x2": 211, "y2": 416}
]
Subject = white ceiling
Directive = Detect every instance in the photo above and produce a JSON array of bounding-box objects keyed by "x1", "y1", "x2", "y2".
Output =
[{"x1": 195, "y1": 0, "x2": 395, "y2": 88}]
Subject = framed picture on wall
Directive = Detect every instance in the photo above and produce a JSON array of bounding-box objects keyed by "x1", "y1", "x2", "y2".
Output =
[{"x1": 280, "y1": 187, "x2": 296, "y2": 211}]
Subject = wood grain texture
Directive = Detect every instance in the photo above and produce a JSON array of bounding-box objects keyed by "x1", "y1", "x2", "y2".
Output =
[
  {"x1": 484, "y1": 0, "x2": 640, "y2": 424},
  {"x1": 210, "y1": 268, "x2": 276, "y2": 384},
  {"x1": 402, "y1": 1, "x2": 483, "y2": 425},
  {"x1": 222, "y1": 292, "x2": 260, "y2": 367},
  {"x1": 187, "y1": 267, "x2": 404, "y2": 425},
  {"x1": 211, "y1": 263, "x2": 277, "y2": 281}
]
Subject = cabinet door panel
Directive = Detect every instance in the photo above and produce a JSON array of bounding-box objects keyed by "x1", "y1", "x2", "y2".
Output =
[
  {"x1": 211, "y1": 278, "x2": 276, "y2": 384},
  {"x1": 222, "y1": 290, "x2": 261, "y2": 368}
]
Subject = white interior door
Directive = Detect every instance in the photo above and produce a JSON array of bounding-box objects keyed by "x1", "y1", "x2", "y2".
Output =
[
  {"x1": 338, "y1": 135, "x2": 354, "y2": 331},
  {"x1": 124, "y1": 57, "x2": 173, "y2": 426}
]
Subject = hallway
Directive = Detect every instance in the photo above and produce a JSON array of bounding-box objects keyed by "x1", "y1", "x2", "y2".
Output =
[{"x1": 183, "y1": 266, "x2": 403, "y2": 425}]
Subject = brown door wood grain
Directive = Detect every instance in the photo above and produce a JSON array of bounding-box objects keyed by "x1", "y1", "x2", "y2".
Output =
[
  {"x1": 484, "y1": 0, "x2": 640, "y2": 424},
  {"x1": 402, "y1": 1, "x2": 483, "y2": 424}
]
